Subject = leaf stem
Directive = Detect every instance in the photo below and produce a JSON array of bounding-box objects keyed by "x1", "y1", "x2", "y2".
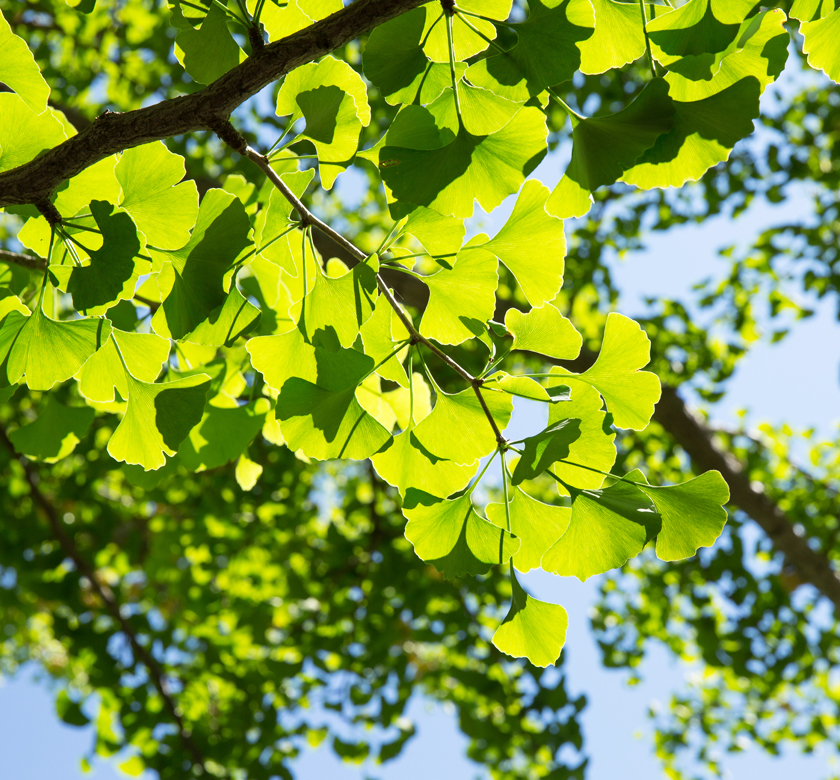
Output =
[
  {"x1": 455, "y1": 10, "x2": 508, "y2": 55},
  {"x1": 471, "y1": 448, "x2": 498, "y2": 492},
  {"x1": 445, "y1": 12, "x2": 464, "y2": 127},
  {"x1": 500, "y1": 448, "x2": 512, "y2": 533},
  {"x1": 639, "y1": 0, "x2": 657, "y2": 79}
]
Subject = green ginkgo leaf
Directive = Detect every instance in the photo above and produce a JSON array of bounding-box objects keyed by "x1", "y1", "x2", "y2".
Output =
[
  {"x1": 173, "y1": 2, "x2": 245, "y2": 85},
  {"x1": 411, "y1": 381, "x2": 512, "y2": 466},
  {"x1": 0, "y1": 93, "x2": 66, "y2": 174},
  {"x1": 646, "y1": 0, "x2": 757, "y2": 78},
  {"x1": 6, "y1": 306, "x2": 109, "y2": 392},
  {"x1": 402, "y1": 490, "x2": 519, "y2": 579},
  {"x1": 477, "y1": 180, "x2": 566, "y2": 307},
  {"x1": 8, "y1": 396, "x2": 95, "y2": 462},
  {"x1": 465, "y1": 0, "x2": 594, "y2": 102},
  {"x1": 559, "y1": 312, "x2": 661, "y2": 431},
  {"x1": 291, "y1": 255, "x2": 379, "y2": 349},
  {"x1": 107, "y1": 372, "x2": 211, "y2": 471},
  {"x1": 541, "y1": 480, "x2": 659, "y2": 581},
  {"x1": 482, "y1": 372, "x2": 557, "y2": 403},
  {"x1": 381, "y1": 371, "x2": 433, "y2": 430},
  {"x1": 179, "y1": 398, "x2": 271, "y2": 471},
  {"x1": 620, "y1": 76, "x2": 761, "y2": 189},
  {"x1": 547, "y1": 378, "x2": 617, "y2": 491},
  {"x1": 492, "y1": 569, "x2": 568, "y2": 667},
  {"x1": 247, "y1": 323, "x2": 317, "y2": 393},
  {"x1": 577, "y1": 0, "x2": 652, "y2": 75},
  {"x1": 249, "y1": 0, "x2": 341, "y2": 42},
  {"x1": 511, "y1": 418, "x2": 583, "y2": 485},
  {"x1": 274, "y1": 346, "x2": 392, "y2": 461},
  {"x1": 628, "y1": 470, "x2": 730, "y2": 561},
  {"x1": 151, "y1": 189, "x2": 251, "y2": 340},
  {"x1": 506, "y1": 304, "x2": 582, "y2": 361},
  {"x1": 372, "y1": 429, "x2": 478, "y2": 499},
  {"x1": 276, "y1": 56, "x2": 370, "y2": 189},
  {"x1": 800, "y1": 7, "x2": 840, "y2": 84},
  {"x1": 116, "y1": 142, "x2": 199, "y2": 250},
  {"x1": 363, "y1": 7, "x2": 453, "y2": 107},
  {"x1": 0, "y1": 10, "x2": 50, "y2": 113},
  {"x1": 486, "y1": 488, "x2": 571, "y2": 573},
  {"x1": 420, "y1": 246, "x2": 498, "y2": 345},
  {"x1": 547, "y1": 78, "x2": 675, "y2": 219},
  {"x1": 76, "y1": 328, "x2": 170, "y2": 403},
  {"x1": 54, "y1": 201, "x2": 143, "y2": 313},
  {"x1": 184, "y1": 285, "x2": 261, "y2": 347},
  {"x1": 663, "y1": 10, "x2": 789, "y2": 102},
  {"x1": 380, "y1": 106, "x2": 547, "y2": 219},
  {"x1": 359, "y1": 294, "x2": 410, "y2": 388},
  {"x1": 422, "y1": 0, "x2": 511, "y2": 63},
  {"x1": 454, "y1": 79, "x2": 523, "y2": 137},
  {"x1": 398, "y1": 206, "x2": 466, "y2": 259}
]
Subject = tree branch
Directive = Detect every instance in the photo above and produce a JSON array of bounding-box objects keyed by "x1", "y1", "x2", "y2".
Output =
[
  {"x1": 0, "y1": 0, "x2": 426, "y2": 208},
  {"x1": 0, "y1": 248, "x2": 46, "y2": 271},
  {"x1": 0, "y1": 428, "x2": 206, "y2": 769}
]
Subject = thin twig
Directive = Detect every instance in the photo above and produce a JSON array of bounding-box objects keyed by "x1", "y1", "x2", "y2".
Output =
[
  {"x1": 239, "y1": 142, "x2": 507, "y2": 445},
  {"x1": 0, "y1": 428, "x2": 206, "y2": 770},
  {"x1": 0, "y1": 249, "x2": 47, "y2": 271}
]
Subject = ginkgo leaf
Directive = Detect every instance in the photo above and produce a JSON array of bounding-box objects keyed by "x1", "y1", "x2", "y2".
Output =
[
  {"x1": 482, "y1": 372, "x2": 557, "y2": 403},
  {"x1": 0, "y1": 11, "x2": 50, "y2": 113},
  {"x1": 363, "y1": 7, "x2": 453, "y2": 107},
  {"x1": 357, "y1": 374, "x2": 399, "y2": 431},
  {"x1": 541, "y1": 480, "x2": 659, "y2": 581},
  {"x1": 547, "y1": 378, "x2": 616, "y2": 491},
  {"x1": 372, "y1": 428, "x2": 478, "y2": 499},
  {"x1": 559, "y1": 312, "x2": 661, "y2": 430},
  {"x1": 291, "y1": 255, "x2": 379, "y2": 349},
  {"x1": 6, "y1": 306, "x2": 109, "y2": 392},
  {"x1": 249, "y1": 0, "x2": 342, "y2": 42},
  {"x1": 359, "y1": 294, "x2": 410, "y2": 388},
  {"x1": 511, "y1": 419, "x2": 583, "y2": 485},
  {"x1": 8, "y1": 396, "x2": 95, "y2": 463},
  {"x1": 116, "y1": 142, "x2": 199, "y2": 250},
  {"x1": 454, "y1": 80, "x2": 523, "y2": 137},
  {"x1": 185, "y1": 285, "x2": 261, "y2": 347},
  {"x1": 247, "y1": 324, "x2": 317, "y2": 393},
  {"x1": 505, "y1": 304, "x2": 582, "y2": 361},
  {"x1": 382, "y1": 371, "x2": 433, "y2": 430},
  {"x1": 107, "y1": 372, "x2": 211, "y2": 471},
  {"x1": 77, "y1": 329, "x2": 170, "y2": 403},
  {"x1": 577, "y1": 0, "x2": 651, "y2": 75},
  {"x1": 398, "y1": 206, "x2": 465, "y2": 259},
  {"x1": 800, "y1": 7, "x2": 840, "y2": 84},
  {"x1": 464, "y1": 0, "x2": 594, "y2": 102},
  {"x1": 420, "y1": 246, "x2": 498, "y2": 345},
  {"x1": 620, "y1": 76, "x2": 761, "y2": 189},
  {"x1": 646, "y1": 0, "x2": 757, "y2": 78},
  {"x1": 274, "y1": 346, "x2": 392, "y2": 461},
  {"x1": 547, "y1": 79, "x2": 675, "y2": 219},
  {"x1": 53, "y1": 201, "x2": 143, "y2": 313},
  {"x1": 402, "y1": 490, "x2": 519, "y2": 579},
  {"x1": 276, "y1": 56, "x2": 370, "y2": 189},
  {"x1": 412, "y1": 382, "x2": 512, "y2": 465},
  {"x1": 477, "y1": 181, "x2": 566, "y2": 307},
  {"x1": 628, "y1": 470, "x2": 730, "y2": 561},
  {"x1": 173, "y1": 2, "x2": 245, "y2": 85},
  {"x1": 0, "y1": 93, "x2": 66, "y2": 173},
  {"x1": 179, "y1": 398, "x2": 271, "y2": 471},
  {"x1": 492, "y1": 569, "x2": 568, "y2": 667},
  {"x1": 253, "y1": 170, "x2": 314, "y2": 276},
  {"x1": 151, "y1": 189, "x2": 251, "y2": 339},
  {"x1": 421, "y1": 0, "x2": 511, "y2": 63},
  {"x1": 380, "y1": 106, "x2": 547, "y2": 219},
  {"x1": 663, "y1": 10, "x2": 789, "y2": 102},
  {"x1": 486, "y1": 487, "x2": 571, "y2": 573}
]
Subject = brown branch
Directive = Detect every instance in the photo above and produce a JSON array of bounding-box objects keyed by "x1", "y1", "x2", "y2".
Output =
[
  {"x1": 0, "y1": 248, "x2": 46, "y2": 271},
  {"x1": 0, "y1": 428, "x2": 206, "y2": 769},
  {"x1": 0, "y1": 0, "x2": 427, "y2": 208},
  {"x1": 652, "y1": 387, "x2": 840, "y2": 610}
]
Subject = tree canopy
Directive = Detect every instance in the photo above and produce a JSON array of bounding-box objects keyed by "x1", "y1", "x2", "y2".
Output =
[{"x1": 0, "y1": 0, "x2": 839, "y2": 778}]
